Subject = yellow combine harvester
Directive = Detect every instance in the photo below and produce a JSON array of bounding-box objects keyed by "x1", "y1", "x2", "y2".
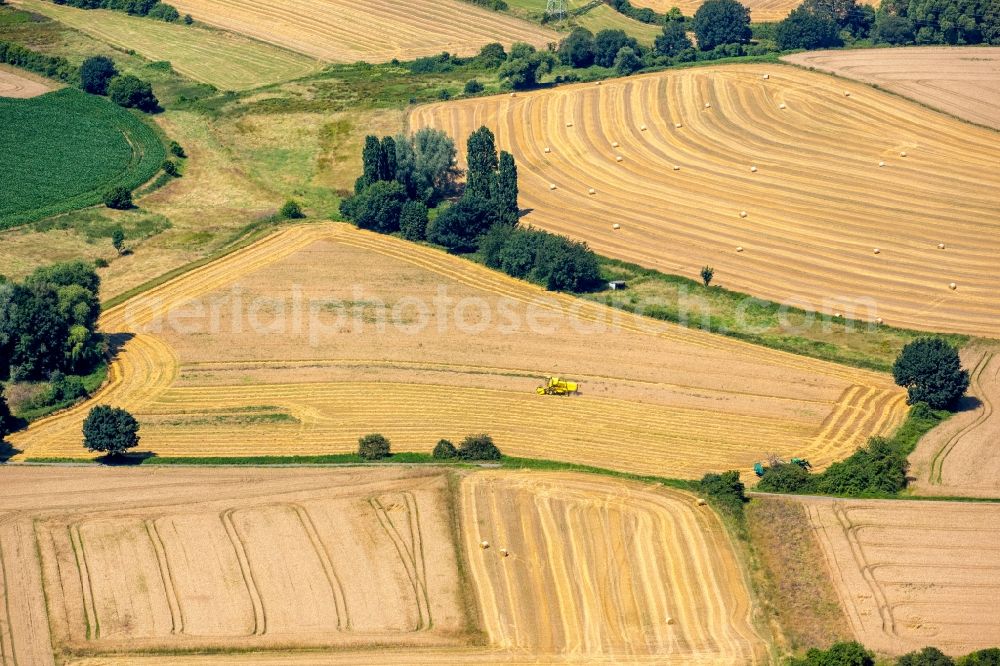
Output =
[{"x1": 536, "y1": 376, "x2": 579, "y2": 396}]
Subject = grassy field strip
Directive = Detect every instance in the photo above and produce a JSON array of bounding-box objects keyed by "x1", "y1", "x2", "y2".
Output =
[
  {"x1": 504, "y1": 0, "x2": 661, "y2": 44},
  {"x1": 163, "y1": 0, "x2": 558, "y2": 63},
  {"x1": 14, "y1": 0, "x2": 319, "y2": 90},
  {"x1": 411, "y1": 64, "x2": 1000, "y2": 336}
]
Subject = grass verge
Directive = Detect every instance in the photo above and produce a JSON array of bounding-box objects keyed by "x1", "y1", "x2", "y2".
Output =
[{"x1": 591, "y1": 257, "x2": 970, "y2": 373}]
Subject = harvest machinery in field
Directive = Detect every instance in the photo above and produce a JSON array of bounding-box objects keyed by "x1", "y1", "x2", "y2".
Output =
[{"x1": 536, "y1": 376, "x2": 580, "y2": 396}]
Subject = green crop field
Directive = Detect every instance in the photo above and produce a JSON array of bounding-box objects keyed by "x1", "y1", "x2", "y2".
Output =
[{"x1": 0, "y1": 88, "x2": 165, "y2": 229}]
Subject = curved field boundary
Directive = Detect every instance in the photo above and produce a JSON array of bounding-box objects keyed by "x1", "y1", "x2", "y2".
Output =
[
  {"x1": 909, "y1": 345, "x2": 1000, "y2": 497},
  {"x1": 14, "y1": 0, "x2": 319, "y2": 91},
  {"x1": 802, "y1": 496, "x2": 1000, "y2": 655},
  {"x1": 783, "y1": 47, "x2": 1000, "y2": 132},
  {"x1": 0, "y1": 88, "x2": 165, "y2": 230},
  {"x1": 461, "y1": 471, "x2": 766, "y2": 661},
  {"x1": 161, "y1": 0, "x2": 559, "y2": 63},
  {"x1": 410, "y1": 64, "x2": 1000, "y2": 336},
  {"x1": 10, "y1": 223, "x2": 905, "y2": 477}
]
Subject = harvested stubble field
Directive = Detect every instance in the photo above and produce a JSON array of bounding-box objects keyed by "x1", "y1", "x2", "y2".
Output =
[
  {"x1": 161, "y1": 0, "x2": 558, "y2": 64},
  {"x1": 14, "y1": 0, "x2": 320, "y2": 90},
  {"x1": 410, "y1": 64, "x2": 1000, "y2": 337},
  {"x1": 462, "y1": 471, "x2": 766, "y2": 662},
  {"x1": 0, "y1": 466, "x2": 764, "y2": 664},
  {"x1": 0, "y1": 64, "x2": 54, "y2": 98},
  {"x1": 908, "y1": 343, "x2": 1000, "y2": 498},
  {"x1": 9, "y1": 224, "x2": 906, "y2": 478},
  {"x1": 800, "y1": 496, "x2": 1000, "y2": 655},
  {"x1": 0, "y1": 466, "x2": 468, "y2": 664},
  {"x1": 783, "y1": 47, "x2": 1000, "y2": 131}
]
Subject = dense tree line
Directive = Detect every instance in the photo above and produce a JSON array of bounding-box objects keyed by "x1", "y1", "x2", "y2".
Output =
[
  {"x1": 0, "y1": 41, "x2": 76, "y2": 83},
  {"x1": 52, "y1": 0, "x2": 183, "y2": 23},
  {"x1": 80, "y1": 55, "x2": 160, "y2": 112},
  {"x1": 776, "y1": 0, "x2": 998, "y2": 47},
  {"x1": 792, "y1": 642, "x2": 1000, "y2": 666},
  {"x1": 0, "y1": 262, "x2": 104, "y2": 381},
  {"x1": 340, "y1": 126, "x2": 602, "y2": 293}
]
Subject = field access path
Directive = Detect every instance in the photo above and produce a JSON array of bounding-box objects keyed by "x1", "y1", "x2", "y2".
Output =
[
  {"x1": 411, "y1": 63, "x2": 1000, "y2": 336},
  {"x1": 8, "y1": 223, "x2": 905, "y2": 479}
]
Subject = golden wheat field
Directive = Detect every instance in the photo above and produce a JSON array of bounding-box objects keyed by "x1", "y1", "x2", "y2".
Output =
[
  {"x1": 801, "y1": 496, "x2": 1000, "y2": 655},
  {"x1": 410, "y1": 64, "x2": 1000, "y2": 337},
  {"x1": 9, "y1": 224, "x2": 905, "y2": 477},
  {"x1": 784, "y1": 47, "x2": 1000, "y2": 130},
  {"x1": 161, "y1": 0, "x2": 558, "y2": 63},
  {"x1": 462, "y1": 471, "x2": 766, "y2": 663},
  {"x1": 0, "y1": 466, "x2": 764, "y2": 664}
]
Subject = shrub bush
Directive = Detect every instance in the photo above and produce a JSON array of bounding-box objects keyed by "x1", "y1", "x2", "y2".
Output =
[
  {"x1": 161, "y1": 159, "x2": 179, "y2": 177},
  {"x1": 432, "y1": 438, "x2": 457, "y2": 459},
  {"x1": 358, "y1": 433, "x2": 391, "y2": 460},
  {"x1": 788, "y1": 641, "x2": 874, "y2": 666},
  {"x1": 457, "y1": 433, "x2": 501, "y2": 461},
  {"x1": 699, "y1": 470, "x2": 746, "y2": 521},
  {"x1": 107, "y1": 74, "x2": 160, "y2": 113},
  {"x1": 80, "y1": 56, "x2": 118, "y2": 95},
  {"x1": 279, "y1": 200, "x2": 304, "y2": 219},
  {"x1": 463, "y1": 79, "x2": 484, "y2": 95},
  {"x1": 102, "y1": 186, "x2": 133, "y2": 210},
  {"x1": 169, "y1": 141, "x2": 186, "y2": 158}
]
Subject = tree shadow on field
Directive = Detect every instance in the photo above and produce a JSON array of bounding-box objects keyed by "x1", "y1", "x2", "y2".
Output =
[
  {"x1": 952, "y1": 395, "x2": 982, "y2": 413},
  {"x1": 0, "y1": 441, "x2": 22, "y2": 464},
  {"x1": 106, "y1": 332, "x2": 135, "y2": 359},
  {"x1": 96, "y1": 451, "x2": 157, "y2": 466}
]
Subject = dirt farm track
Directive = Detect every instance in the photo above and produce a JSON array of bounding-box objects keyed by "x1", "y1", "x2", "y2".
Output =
[
  {"x1": 411, "y1": 63, "x2": 1000, "y2": 337},
  {"x1": 800, "y1": 496, "x2": 1000, "y2": 656},
  {"x1": 0, "y1": 466, "x2": 764, "y2": 664},
  {"x1": 7, "y1": 223, "x2": 906, "y2": 477}
]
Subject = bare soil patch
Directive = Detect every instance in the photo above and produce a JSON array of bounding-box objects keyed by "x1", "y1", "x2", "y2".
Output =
[
  {"x1": 784, "y1": 47, "x2": 1000, "y2": 130},
  {"x1": 0, "y1": 64, "x2": 54, "y2": 98}
]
